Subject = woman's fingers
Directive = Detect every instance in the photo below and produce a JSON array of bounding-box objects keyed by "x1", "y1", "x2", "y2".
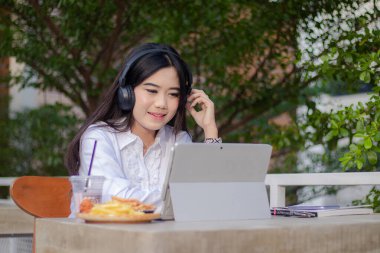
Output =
[
  {"x1": 189, "y1": 89, "x2": 208, "y2": 97},
  {"x1": 188, "y1": 90, "x2": 213, "y2": 109},
  {"x1": 187, "y1": 89, "x2": 208, "y2": 101},
  {"x1": 186, "y1": 88, "x2": 218, "y2": 138},
  {"x1": 189, "y1": 96, "x2": 213, "y2": 109},
  {"x1": 186, "y1": 103, "x2": 196, "y2": 114}
]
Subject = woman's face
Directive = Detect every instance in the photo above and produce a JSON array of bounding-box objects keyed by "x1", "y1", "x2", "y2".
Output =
[{"x1": 131, "y1": 66, "x2": 180, "y2": 135}]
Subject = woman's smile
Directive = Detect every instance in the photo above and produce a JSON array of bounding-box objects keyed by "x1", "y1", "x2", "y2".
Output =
[{"x1": 148, "y1": 112, "x2": 167, "y2": 120}]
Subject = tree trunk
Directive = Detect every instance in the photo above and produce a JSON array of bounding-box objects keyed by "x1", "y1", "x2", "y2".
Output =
[{"x1": 0, "y1": 57, "x2": 9, "y2": 120}]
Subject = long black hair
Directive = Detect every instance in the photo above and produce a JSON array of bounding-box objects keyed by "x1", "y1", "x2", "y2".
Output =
[{"x1": 65, "y1": 43, "x2": 192, "y2": 175}]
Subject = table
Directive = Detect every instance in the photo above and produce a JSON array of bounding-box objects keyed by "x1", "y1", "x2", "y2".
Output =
[
  {"x1": 0, "y1": 205, "x2": 34, "y2": 235},
  {"x1": 35, "y1": 214, "x2": 380, "y2": 253},
  {"x1": 0, "y1": 205, "x2": 34, "y2": 253}
]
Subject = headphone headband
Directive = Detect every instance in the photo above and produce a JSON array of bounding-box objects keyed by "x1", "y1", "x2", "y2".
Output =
[{"x1": 118, "y1": 48, "x2": 188, "y2": 87}]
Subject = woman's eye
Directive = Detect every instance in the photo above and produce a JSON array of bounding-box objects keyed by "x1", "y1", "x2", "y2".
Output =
[
  {"x1": 146, "y1": 89, "x2": 158, "y2": 94},
  {"x1": 170, "y1": 93, "x2": 180, "y2": 97}
]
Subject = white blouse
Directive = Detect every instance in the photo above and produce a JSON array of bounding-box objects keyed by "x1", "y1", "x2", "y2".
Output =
[{"x1": 78, "y1": 123, "x2": 192, "y2": 206}]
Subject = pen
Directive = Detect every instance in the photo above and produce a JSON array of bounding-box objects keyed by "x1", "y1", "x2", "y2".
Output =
[{"x1": 271, "y1": 208, "x2": 317, "y2": 218}]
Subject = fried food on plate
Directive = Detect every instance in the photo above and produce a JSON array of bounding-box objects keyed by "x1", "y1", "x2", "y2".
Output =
[
  {"x1": 79, "y1": 198, "x2": 94, "y2": 213},
  {"x1": 111, "y1": 196, "x2": 155, "y2": 211},
  {"x1": 79, "y1": 196, "x2": 156, "y2": 217}
]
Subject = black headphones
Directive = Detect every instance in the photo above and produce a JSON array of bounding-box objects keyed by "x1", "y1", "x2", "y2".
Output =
[{"x1": 117, "y1": 48, "x2": 192, "y2": 111}]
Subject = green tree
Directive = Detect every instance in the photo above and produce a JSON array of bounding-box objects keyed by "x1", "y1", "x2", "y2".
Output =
[
  {"x1": 0, "y1": 0, "x2": 378, "y2": 181},
  {"x1": 0, "y1": 0, "x2": 361, "y2": 143}
]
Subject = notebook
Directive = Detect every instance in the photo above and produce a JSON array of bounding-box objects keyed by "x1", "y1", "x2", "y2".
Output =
[
  {"x1": 271, "y1": 205, "x2": 374, "y2": 217},
  {"x1": 271, "y1": 205, "x2": 373, "y2": 218},
  {"x1": 160, "y1": 143, "x2": 272, "y2": 221}
]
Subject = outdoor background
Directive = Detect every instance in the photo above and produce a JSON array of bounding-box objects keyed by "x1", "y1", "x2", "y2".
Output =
[{"x1": 0, "y1": 0, "x2": 379, "y2": 208}]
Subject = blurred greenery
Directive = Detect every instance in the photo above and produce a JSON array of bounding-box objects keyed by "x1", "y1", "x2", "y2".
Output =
[
  {"x1": 0, "y1": 0, "x2": 379, "y2": 207},
  {"x1": 0, "y1": 103, "x2": 79, "y2": 176},
  {"x1": 353, "y1": 187, "x2": 380, "y2": 212}
]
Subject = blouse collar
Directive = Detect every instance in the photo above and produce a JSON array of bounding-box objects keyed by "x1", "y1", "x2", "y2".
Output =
[{"x1": 116, "y1": 125, "x2": 170, "y2": 150}]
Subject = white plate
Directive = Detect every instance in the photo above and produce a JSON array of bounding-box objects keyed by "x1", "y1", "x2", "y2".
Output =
[{"x1": 77, "y1": 212, "x2": 160, "y2": 223}]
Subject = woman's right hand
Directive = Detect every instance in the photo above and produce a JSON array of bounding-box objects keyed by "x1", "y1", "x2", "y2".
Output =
[{"x1": 186, "y1": 88, "x2": 218, "y2": 138}]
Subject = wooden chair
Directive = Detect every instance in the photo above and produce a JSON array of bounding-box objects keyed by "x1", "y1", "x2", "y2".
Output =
[{"x1": 10, "y1": 176, "x2": 72, "y2": 253}]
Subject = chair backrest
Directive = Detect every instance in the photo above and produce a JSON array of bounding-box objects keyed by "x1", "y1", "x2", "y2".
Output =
[{"x1": 10, "y1": 176, "x2": 72, "y2": 218}]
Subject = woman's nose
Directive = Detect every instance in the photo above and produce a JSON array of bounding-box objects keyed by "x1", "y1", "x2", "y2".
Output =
[{"x1": 155, "y1": 94, "x2": 168, "y2": 109}]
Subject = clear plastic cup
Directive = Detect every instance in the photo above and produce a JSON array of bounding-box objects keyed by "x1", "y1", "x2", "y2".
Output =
[{"x1": 69, "y1": 175, "x2": 105, "y2": 214}]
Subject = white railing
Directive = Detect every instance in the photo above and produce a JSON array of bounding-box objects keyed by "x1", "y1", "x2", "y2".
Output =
[
  {"x1": 2, "y1": 174, "x2": 380, "y2": 208},
  {"x1": 0, "y1": 177, "x2": 17, "y2": 205},
  {"x1": 265, "y1": 172, "x2": 380, "y2": 207},
  {"x1": 0, "y1": 177, "x2": 17, "y2": 187}
]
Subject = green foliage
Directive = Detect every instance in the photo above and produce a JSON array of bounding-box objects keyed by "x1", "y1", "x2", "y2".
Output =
[
  {"x1": 298, "y1": 1, "x2": 379, "y2": 208},
  {"x1": 0, "y1": 104, "x2": 80, "y2": 176},
  {"x1": 301, "y1": 1, "x2": 379, "y2": 85},
  {"x1": 301, "y1": 95, "x2": 380, "y2": 171},
  {"x1": 352, "y1": 187, "x2": 380, "y2": 212},
  {"x1": 0, "y1": 0, "x2": 361, "y2": 141},
  {"x1": 299, "y1": 0, "x2": 380, "y2": 171}
]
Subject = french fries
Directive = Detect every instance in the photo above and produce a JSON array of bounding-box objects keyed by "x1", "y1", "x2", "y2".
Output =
[
  {"x1": 111, "y1": 196, "x2": 155, "y2": 211},
  {"x1": 79, "y1": 196, "x2": 156, "y2": 217},
  {"x1": 89, "y1": 201, "x2": 144, "y2": 216}
]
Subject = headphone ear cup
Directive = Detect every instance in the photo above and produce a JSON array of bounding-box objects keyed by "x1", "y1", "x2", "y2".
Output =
[{"x1": 117, "y1": 85, "x2": 135, "y2": 111}]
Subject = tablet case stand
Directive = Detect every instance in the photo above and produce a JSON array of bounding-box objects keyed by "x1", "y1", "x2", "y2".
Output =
[{"x1": 161, "y1": 143, "x2": 272, "y2": 222}]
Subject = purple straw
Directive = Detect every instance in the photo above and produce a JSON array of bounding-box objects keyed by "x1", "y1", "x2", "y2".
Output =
[{"x1": 88, "y1": 140, "x2": 97, "y2": 176}]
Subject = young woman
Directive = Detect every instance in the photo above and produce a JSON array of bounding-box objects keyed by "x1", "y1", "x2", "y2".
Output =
[{"x1": 65, "y1": 43, "x2": 220, "y2": 207}]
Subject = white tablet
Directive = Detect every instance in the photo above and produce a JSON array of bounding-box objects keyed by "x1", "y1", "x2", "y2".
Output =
[{"x1": 160, "y1": 143, "x2": 272, "y2": 221}]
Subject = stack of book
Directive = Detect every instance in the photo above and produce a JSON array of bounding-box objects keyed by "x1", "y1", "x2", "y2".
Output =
[{"x1": 271, "y1": 205, "x2": 374, "y2": 218}]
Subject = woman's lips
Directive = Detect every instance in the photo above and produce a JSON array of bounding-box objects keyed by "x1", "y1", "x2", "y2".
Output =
[{"x1": 148, "y1": 112, "x2": 166, "y2": 120}]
